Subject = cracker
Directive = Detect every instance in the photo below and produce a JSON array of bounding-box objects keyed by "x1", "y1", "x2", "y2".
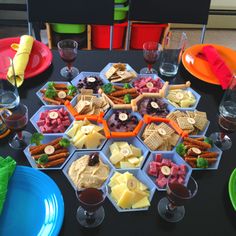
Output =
[
  {"x1": 194, "y1": 110, "x2": 207, "y2": 118},
  {"x1": 186, "y1": 111, "x2": 195, "y2": 118},
  {"x1": 193, "y1": 114, "x2": 208, "y2": 131},
  {"x1": 176, "y1": 117, "x2": 194, "y2": 130},
  {"x1": 169, "y1": 133, "x2": 180, "y2": 146},
  {"x1": 156, "y1": 123, "x2": 175, "y2": 136},
  {"x1": 80, "y1": 89, "x2": 93, "y2": 95},
  {"x1": 144, "y1": 131, "x2": 163, "y2": 151},
  {"x1": 105, "y1": 66, "x2": 118, "y2": 79}
]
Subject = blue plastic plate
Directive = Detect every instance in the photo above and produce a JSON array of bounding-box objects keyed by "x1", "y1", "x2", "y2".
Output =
[{"x1": 0, "y1": 166, "x2": 64, "y2": 236}]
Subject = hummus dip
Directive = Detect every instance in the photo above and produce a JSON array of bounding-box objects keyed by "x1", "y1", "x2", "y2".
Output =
[{"x1": 68, "y1": 154, "x2": 110, "y2": 189}]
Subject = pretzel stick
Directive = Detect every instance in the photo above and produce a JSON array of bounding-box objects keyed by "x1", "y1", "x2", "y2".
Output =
[
  {"x1": 183, "y1": 137, "x2": 211, "y2": 149},
  {"x1": 30, "y1": 138, "x2": 62, "y2": 155},
  {"x1": 54, "y1": 84, "x2": 68, "y2": 89},
  {"x1": 48, "y1": 152, "x2": 69, "y2": 161},
  {"x1": 110, "y1": 88, "x2": 137, "y2": 97},
  {"x1": 33, "y1": 148, "x2": 68, "y2": 159},
  {"x1": 107, "y1": 95, "x2": 125, "y2": 104},
  {"x1": 204, "y1": 158, "x2": 217, "y2": 164},
  {"x1": 38, "y1": 158, "x2": 66, "y2": 168},
  {"x1": 199, "y1": 152, "x2": 218, "y2": 159},
  {"x1": 42, "y1": 97, "x2": 61, "y2": 105}
]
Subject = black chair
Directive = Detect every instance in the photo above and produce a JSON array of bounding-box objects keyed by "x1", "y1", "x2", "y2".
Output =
[
  {"x1": 26, "y1": 0, "x2": 115, "y2": 50},
  {"x1": 126, "y1": 0, "x2": 211, "y2": 49}
]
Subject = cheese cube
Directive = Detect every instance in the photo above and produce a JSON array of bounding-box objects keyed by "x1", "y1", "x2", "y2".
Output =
[
  {"x1": 132, "y1": 196, "x2": 150, "y2": 209},
  {"x1": 117, "y1": 190, "x2": 135, "y2": 208},
  {"x1": 120, "y1": 161, "x2": 135, "y2": 169},
  {"x1": 110, "y1": 151, "x2": 124, "y2": 165},
  {"x1": 110, "y1": 142, "x2": 120, "y2": 154},
  {"x1": 130, "y1": 144, "x2": 142, "y2": 157},
  {"x1": 128, "y1": 157, "x2": 140, "y2": 165}
]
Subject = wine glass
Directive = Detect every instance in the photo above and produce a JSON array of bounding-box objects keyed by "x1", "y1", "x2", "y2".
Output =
[
  {"x1": 57, "y1": 39, "x2": 79, "y2": 80},
  {"x1": 157, "y1": 176, "x2": 198, "y2": 223},
  {"x1": 75, "y1": 186, "x2": 107, "y2": 228},
  {"x1": 210, "y1": 75, "x2": 236, "y2": 151},
  {"x1": 0, "y1": 103, "x2": 31, "y2": 149},
  {"x1": 140, "y1": 42, "x2": 161, "y2": 74},
  {"x1": 0, "y1": 56, "x2": 20, "y2": 109}
]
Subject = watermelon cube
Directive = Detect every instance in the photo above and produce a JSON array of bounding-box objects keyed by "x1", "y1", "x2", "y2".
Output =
[{"x1": 155, "y1": 154, "x2": 162, "y2": 162}]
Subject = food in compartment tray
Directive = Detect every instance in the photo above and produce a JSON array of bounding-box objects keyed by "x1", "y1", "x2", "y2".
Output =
[
  {"x1": 142, "y1": 122, "x2": 180, "y2": 151},
  {"x1": 66, "y1": 119, "x2": 106, "y2": 149},
  {"x1": 104, "y1": 63, "x2": 137, "y2": 83},
  {"x1": 109, "y1": 141, "x2": 144, "y2": 168},
  {"x1": 101, "y1": 83, "x2": 139, "y2": 104},
  {"x1": 36, "y1": 108, "x2": 71, "y2": 133},
  {"x1": 176, "y1": 137, "x2": 219, "y2": 168},
  {"x1": 107, "y1": 111, "x2": 139, "y2": 132},
  {"x1": 109, "y1": 171, "x2": 150, "y2": 209},
  {"x1": 76, "y1": 76, "x2": 104, "y2": 93},
  {"x1": 29, "y1": 135, "x2": 71, "y2": 168},
  {"x1": 166, "y1": 89, "x2": 196, "y2": 108},
  {"x1": 138, "y1": 98, "x2": 169, "y2": 117},
  {"x1": 74, "y1": 91, "x2": 110, "y2": 115},
  {"x1": 68, "y1": 153, "x2": 110, "y2": 189},
  {"x1": 167, "y1": 110, "x2": 209, "y2": 135},
  {"x1": 40, "y1": 82, "x2": 77, "y2": 105},
  {"x1": 133, "y1": 76, "x2": 163, "y2": 93},
  {"x1": 147, "y1": 153, "x2": 188, "y2": 189}
]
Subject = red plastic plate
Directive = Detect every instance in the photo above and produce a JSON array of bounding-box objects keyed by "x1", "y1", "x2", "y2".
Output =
[{"x1": 0, "y1": 37, "x2": 53, "y2": 79}]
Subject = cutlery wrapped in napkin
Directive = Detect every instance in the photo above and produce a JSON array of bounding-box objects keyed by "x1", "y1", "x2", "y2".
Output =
[
  {"x1": 7, "y1": 35, "x2": 34, "y2": 87},
  {"x1": 202, "y1": 45, "x2": 233, "y2": 89},
  {"x1": 0, "y1": 156, "x2": 16, "y2": 215}
]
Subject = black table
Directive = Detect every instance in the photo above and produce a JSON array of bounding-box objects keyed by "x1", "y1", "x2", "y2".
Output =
[{"x1": 1, "y1": 50, "x2": 236, "y2": 236}]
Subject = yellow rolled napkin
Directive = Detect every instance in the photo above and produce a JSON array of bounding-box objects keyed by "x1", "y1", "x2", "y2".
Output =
[{"x1": 7, "y1": 35, "x2": 34, "y2": 87}]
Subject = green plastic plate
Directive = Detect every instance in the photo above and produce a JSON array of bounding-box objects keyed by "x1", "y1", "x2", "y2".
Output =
[{"x1": 229, "y1": 168, "x2": 236, "y2": 211}]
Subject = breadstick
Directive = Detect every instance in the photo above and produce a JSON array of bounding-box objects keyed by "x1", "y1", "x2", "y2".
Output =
[
  {"x1": 42, "y1": 96, "x2": 61, "y2": 105},
  {"x1": 183, "y1": 137, "x2": 211, "y2": 149},
  {"x1": 39, "y1": 158, "x2": 66, "y2": 168},
  {"x1": 33, "y1": 148, "x2": 68, "y2": 160},
  {"x1": 199, "y1": 152, "x2": 218, "y2": 159},
  {"x1": 54, "y1": 97, "x2": 66, "y2": 104},
  {"x1": 66, "y1": 95, "x2": 73, "y2": 100},
  {"x1": 195, "y1": 137, "x2": 204, "y2": 141},
  {"x1": 30, "y1": 138, "x2": 62, "y2": 155},
  {"x1": 48, "y1": 152, "x2": 69, "y2": 161}
]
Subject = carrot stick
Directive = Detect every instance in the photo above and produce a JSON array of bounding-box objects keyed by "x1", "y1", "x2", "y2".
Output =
[
  {"x1": 39, "y1": 158, "x2": 66, "y2": 168},
  {"x1": 42, "y1": 96, "x2": 61, "y2": 105},
  {"x1": 110, "y1": 88, "x2": 137, "y2": 97}
]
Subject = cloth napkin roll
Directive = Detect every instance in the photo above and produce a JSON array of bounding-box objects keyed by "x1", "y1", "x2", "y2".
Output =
[
  {"x1": 0, "y1": 156, "x2": 16, "y2": 215},
  {"x1": 7, "y1": 35, "x2": 34, "y2": 87},
  {"x1": 202, "y1": 45, "x2": 233, "y2": 89}
]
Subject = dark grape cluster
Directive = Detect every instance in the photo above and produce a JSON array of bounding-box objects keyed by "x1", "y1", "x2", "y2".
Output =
[
  {"x1": 139, "y1": 98, "x2": 169, "y2": 117},
  {"x1": 77, "y1": 76, "x2": 104, "y2": 93}
]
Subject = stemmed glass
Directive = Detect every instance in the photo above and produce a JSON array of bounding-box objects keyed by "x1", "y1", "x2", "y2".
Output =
[
  {"x1": 210, "y1": 74, "x2": 236, "y2": 150},
  {"x1": 157, "y1": 177, "x2": 198, "y2": 223},
  {"x1": 0, "y1": 56, "x2": 20, "y2": 109},
  {"x1": 57, "y1": 39, "x2": 79, "y2": 80},
  {"x1": 75, "y1": 187, "x2": 107, "y2": 228},
  {"x1": 140, "y1": 42, "x2": 161, "y2": 74},
  {"x1": 0, "y1": 103, "x2": 31, "y2": 149}
]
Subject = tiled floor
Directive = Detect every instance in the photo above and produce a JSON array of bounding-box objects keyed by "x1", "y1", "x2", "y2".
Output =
[{"x1": 0, "y1": 25, "x2": 236, "y2": 49}]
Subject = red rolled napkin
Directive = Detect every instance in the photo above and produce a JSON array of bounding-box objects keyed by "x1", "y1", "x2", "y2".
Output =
[{"x1": 201, "y1": 45, "x2": 233, "y2": 89}]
